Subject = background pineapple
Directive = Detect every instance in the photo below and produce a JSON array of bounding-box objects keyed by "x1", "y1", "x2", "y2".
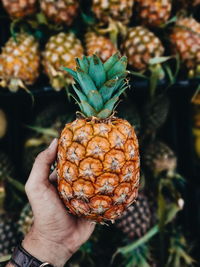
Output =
[
  {"x1": 135, "y1": 0, "x2": 172, "y2": 27},
  {"x1": 57, "y1": 53, "x2": 140, "y2": 223},
  {"x1": 0, "y1": 32, "x2": 40, "y2": 92},
  {"x1": 0, "y1": 109, "x2": 7, "y2": 139},
  {"x1": 122, "y1": 26, "x2": 164, "y2": 71},
  {"x1": 40, "y1": 0, "x2": 79, "y2": 26},
  {"x1": 92, "y1": 0, "x2": 135, "y2": 25},
  {"x1": 1, "y1": 0, "x2": 37, "y2": 19},
  {"x1": 170, "y1": 17, "x2": 200, "y2": 78},
  {"x1": 85, "y1": 31, "x2": 117, "y2": 62},
  {"x1": 17, "y1": 203, "x2": 33, "y2": 238},
  {"x1": 42, "y1": 32, "x2": 84, "y2": 91}
]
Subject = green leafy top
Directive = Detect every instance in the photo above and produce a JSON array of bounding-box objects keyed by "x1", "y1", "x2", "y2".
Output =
[{"x1": 62, "y1": 53, "x2": 129, "y2": 119}]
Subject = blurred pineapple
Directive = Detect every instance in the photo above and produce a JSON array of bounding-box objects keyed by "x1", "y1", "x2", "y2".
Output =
[
  {"x1": 85, "y1": 31, "x2": 117, "y2": 62},
  {"x1": 122, "y1": 26, "x2": 164, "y2": 71},
  {"x1": 92, "y1": 0, "x2": 135, "y2": 25},
  {"x1": 42, "y1": 32, "x2": 84, "y2": 91},
  {"x1": 40, "y1": 0, "x2": 79, "y2": 26},
  {"x1": 2, "y1": 0, "x2": 37, "y2": 19},
  {"x1": 17, "y1": 203, "x2": 33, "y2": 238},
  {"x1": 0, "y1": 32, "x2": 40, "y2": 92},
  {"x1": 135, "y1": 0, "x2": 172, "y2": 27},
  {"x1": 170, "y1": 17, "x2": 200, "y2": 78},
  {"x1": 0, "y1": 110, "x2": 7, "y2": 139}
]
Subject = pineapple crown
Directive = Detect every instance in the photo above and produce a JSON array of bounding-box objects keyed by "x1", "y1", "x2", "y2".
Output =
[{"x1": 62, "y1": 53, "x2": 129, "y2": 119}]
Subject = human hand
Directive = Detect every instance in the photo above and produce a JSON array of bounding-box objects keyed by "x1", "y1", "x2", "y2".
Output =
[{"x1": 23, "y1": 138, "x2": 95, "y2": 267}]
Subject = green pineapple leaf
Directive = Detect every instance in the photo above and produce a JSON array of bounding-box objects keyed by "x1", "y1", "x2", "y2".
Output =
[
  {"x1": 104, "y1": 52, "x2": 121, "y2": 72},
  {"x1": 88, "y1": 54, "x2": 106, "y2": 88},
  {"x1": 107, "y1": 56, "x2": 127, "y2": 79}
]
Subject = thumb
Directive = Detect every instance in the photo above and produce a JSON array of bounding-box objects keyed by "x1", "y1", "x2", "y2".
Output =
[{"x1": 25, "y1": 138, "x2": 58, "y2": 192}]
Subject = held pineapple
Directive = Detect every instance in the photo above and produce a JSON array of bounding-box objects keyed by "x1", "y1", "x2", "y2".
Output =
[
  {"x1": 170, "y1": 17, "x2": 200, "y2": 78},
  {"x1": 122, "y1": 26, "x2": 164, "y2": 71},
  {"x1": 115, "y1": 193, "x2": 151, "y2": 240},
  {"x1": 92, "y1": 0, "x2": 135, "y2": 25},
  {"x1": 2, "y1": 0, "x2": 37, "y2": 19},
  {"x1": 135, "y1": 0, "x2": 172, "y2": 27},
  {"x1": 57, "y1": 53, "x2": 140, "y2": 223},
  {"x1": 0, "y1": 33, "x2": 40, "y2": 92},
  {"x1": 85, "y1": 32, "x2": 117, "y2": 62},
  {"x1": 42, "y1": 32, "x2": 84, "y2": 91},
  {"x1": 40, "y1": 0, "x2": 79, "y2": 26}
]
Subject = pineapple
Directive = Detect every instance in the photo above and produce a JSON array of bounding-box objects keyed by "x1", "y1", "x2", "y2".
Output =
[
  {"x1": 170, "y1": 17, "x2": 200, "y2": 78},
  {"x1": 143, "y1": 141, "x2": 177, "y2": 176},
  {"x1": 40, "y1": 0, "x2": 79, "y2": 26},
  {"x1": 85, "y1": 32, "x2": 117, "y2": 62},
  {"x1": 92, "y1": 0, "x2": 135, "y2": 25},
  {"x1": 122, "y1": 26, "x2": 164, "y2": 71},
  {"x1": 0, "y1": 109, "x2": 7, "y2": 139},
  {"x1": 1, "y1": 0, "x2": 37, "y2": 19},
  {"x1": 115, "y1": 193, "x2": 151, "y2": 240},
  {"x1": 142, "y1": 94, "x2": 170, "y2": 137},
  {"x1": 57, "y1": 53, "x2": 140, "y2": 223},
  {"x1": 17, "y1": 203, "x2": 33, "y2": 238},
  {"x1": 135, "y1": 0, "x2": 172, "y2": 27},
  {"x1": 42, "y1": 32, "x2": 84, "y2": 91},
  {"x1": 0, "y1": 32, "x2": 40, "y2": 92}
]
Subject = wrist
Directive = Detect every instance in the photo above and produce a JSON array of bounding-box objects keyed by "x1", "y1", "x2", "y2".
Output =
[{"x1": 22, "y1": 228, "x2": 73, "y2": 267}]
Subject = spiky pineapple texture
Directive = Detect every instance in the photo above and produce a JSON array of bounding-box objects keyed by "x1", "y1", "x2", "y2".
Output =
[
  {"x1": 2, "y1": 0, "x2": 37, "y2": 18},
  {"x1": 85, "y1": 32, "x2": 117, "y2": 62},
  {"x1": 92, "y1": 0, "x2": 135, "y2": 25},
  {"x1": 135, "y1": 0, "x2": 172, "y2": 27},
  {"x1": 170, "y1": 17, "x2": 200, "y2": 78},
  {"x1": 142, "y1": 94, "x2": 170, "y2": 136},
  {"x1": 40, "y1": 0, "x2": 79, "y2": 26},
  {"x1": 17, "y1": 203, "x2": 33, "y2": 238},
  {"x1": 143, "y1": 141, "x2": 177, "y2": 176},
  {"x1": 122, "y1": 26, "x2": 164, "y2": 71},
  {"x1": 0, "y1": 214, "x2": 18, "y2": 257},
  {"x1": 0, "y1": 33, "x2": 40, "y2": 92},
  {"x1": 115, "y1": 193, "x2": 151, "y2": 240},
  {"x1": 57, "y1": 53, "x2": 140, "y2": 223},
  {"x1": 42, "y1": 32, "x2": 84, "y2": 91}
]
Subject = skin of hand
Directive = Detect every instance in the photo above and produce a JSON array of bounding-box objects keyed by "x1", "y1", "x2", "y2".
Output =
[{"x1": 22, "y1": 138, "x2": 95, "y2": 267}]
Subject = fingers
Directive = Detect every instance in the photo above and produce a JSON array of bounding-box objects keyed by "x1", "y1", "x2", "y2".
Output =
[{"x1": 25, "y1": 138, "x2": 58, "y2": 193}]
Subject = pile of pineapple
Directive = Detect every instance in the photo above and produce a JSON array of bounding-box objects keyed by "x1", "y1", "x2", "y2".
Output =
[{"x1": 0, "y1": 0, "x2": 199, "y2": 266}]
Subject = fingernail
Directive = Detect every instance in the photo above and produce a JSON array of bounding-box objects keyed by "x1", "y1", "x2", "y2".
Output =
[{"x1": 49, "y1": 138, "x2": 58, "y2": 149}]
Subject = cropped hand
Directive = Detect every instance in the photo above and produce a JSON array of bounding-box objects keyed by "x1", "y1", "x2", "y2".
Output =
[{"x1": 23, "y1": 138, "x2": 95, "y2": 267}]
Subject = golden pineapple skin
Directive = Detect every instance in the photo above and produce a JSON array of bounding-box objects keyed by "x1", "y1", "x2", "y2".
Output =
[
  {"x1": 2, "y1": 0, "x2": 37, "y2": 18},
  {"x1": 0, "y1": 33, "x2": 40, "y2": 92},
  {"x1": 136, "y1": 0, "x2": 172, "y2": 27},
  {"x1": 170, "y1": 18, "x2": 200, "y2": 77},
  {"x1": 85, "y1": 32, "x2": 117, "y2": 62},
  {"x1": 57, "y1": 118, "x2": 140, "y2": 223},
  {"x1": 42, "y1": 32, "x2": 84, "y2": 91},
  {"x1": 40, "y1": 0, "x2": 79, "y2": 26},
  {"x1": 92, "y1": 0, "x2": 134, "y2": 25},
  {"x1": 122, "y1": 26, "x2": 164, "y2": 71}
]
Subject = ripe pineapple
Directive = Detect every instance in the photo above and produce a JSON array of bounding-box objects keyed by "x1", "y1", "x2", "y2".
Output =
[
  {"x1": 142, "y1": 94, "x2": 170, "y2": 137},
  {"x1": 57, "y1": 53, "x2": 140, "y2": 223},
  {"x1": 40, "y1": 0, "x2": 79, "y2": 26},
  {"x1": 135, "y1": 0, "x2": 172, "y2": 27},
  {"x1": 42, "y1": 32, "x2": 84, "y2": 91},
  {"x1": 115, "y1": 193, "x2": 151, "y2": 240},
  {"x1": 0, "y1": 109, "x2": 7, "y2": 139},
  {"x1": 17, "y1": 203, "x2": 33, "y2": 238},
  {"x1": 1, "y1": 0, "x2": 37, "y2": 19},
  {"x1": 143, "y1": 141, "x2": 177, "y2": 176},
  {"x1": 0, "y1": 33, "x2": 40, "y2": 92},
  {"x1": 92, "y1": 0, "x2": 135, "y2": 25},
  {"x1": 122, "y1": 26, "x2": 164, "y2": 71},
  {"x1": 170, "y1": 17, "x2": 200, "y2": 78},
  {"x1": 85, "y1": 32, "x2": 117, "y2": 62}
]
